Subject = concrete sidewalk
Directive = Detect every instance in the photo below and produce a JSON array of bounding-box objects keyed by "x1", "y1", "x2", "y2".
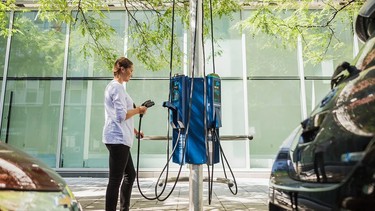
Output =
[{"x1": 65, "y1": 177, "x2": 269, "y2": 211}]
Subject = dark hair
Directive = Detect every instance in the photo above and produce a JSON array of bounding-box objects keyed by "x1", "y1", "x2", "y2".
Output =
[{"x1": 113, "y1": 57, "x2": 133, "y2": 76}]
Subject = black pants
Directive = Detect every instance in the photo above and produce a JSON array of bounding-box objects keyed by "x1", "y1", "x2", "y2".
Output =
[{"x1": 105, "y1": 144, "x2": 136, "y2": 211}]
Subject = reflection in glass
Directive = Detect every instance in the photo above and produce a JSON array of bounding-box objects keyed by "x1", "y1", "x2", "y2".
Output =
[
  {"x1": 8, "y1": 12, "x2": 66, "y2": 77},
  {"x1": 295, "y1": 112, "x2": 371, "y2": 183},
  {"x1": 291, "y1": 69, "x2": 375, "y2": 183},
  {"x1": 305, "y1": 80, "x2": 331, "y2": 113}
]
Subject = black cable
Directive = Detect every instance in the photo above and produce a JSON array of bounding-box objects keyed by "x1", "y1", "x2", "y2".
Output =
[
  {"x1": 134, "y1": 0, "x2": 180, "y2": 201},
  {"x1": 207, "y1": 163, "x2": 211, "y2": 203},
  {"x1": 206, "y1": 132, "x2": 216, "y2": 205},
  {"x1": 159, "y1": 0, "x2": 199, "y2": 202},
  {"x1": 202, "y1": 0, "x2": 206, "y2": 78},
  {"x1": 160, "y1": 1, "x2": 199, "y2": 202},
  {"x1": 209, "y1": 0, "x2": 216, "y2": 74},
  {"x1": 154, "y1": 0, "x2": 176, "y2": 201},
  {"x1": 207, "y1": 130, "x2": 215, "y2": 205},
  {"x1": 209, "y1": 159, "x2": 214, "y2": 203},
  {"x1": 152, "y1": 0, "x2": 189, "y2": 202},
  {"x1": 156, "y1": 131, "x2": 187, "y2": 201},
  {"x1": 181, "y1": 0, "x2": 199, "y2": 161},
  {"x1": 135, "y1": 115, "x2": 185, "y2": 201},
  {"x1": 214, "y1": 129, "x2": 238, "y2": 195},
  {"x1": 205, "y1": 0, "x2": 217, "y2": 205},
  {"x1": 169, "y1": 0, "x2": 175, "y2": 73},
  {"x1": 135, "y1": 116, "x2": 163, "y2": 200}
]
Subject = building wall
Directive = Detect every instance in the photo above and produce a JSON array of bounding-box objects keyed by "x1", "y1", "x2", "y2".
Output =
[{"x1": 0, "y1": 10, "x2": 357, "y2": 171}]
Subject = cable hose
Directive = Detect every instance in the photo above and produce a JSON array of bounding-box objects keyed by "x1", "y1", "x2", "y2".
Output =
[
  {"x1": 207, "y1": 161, "x2": 215, "y2": 205},
  {"x1": 156, "y1": 0, "x2": 176, "y2": 201},
  {"x1": 209, "y1": 0, "x2": 216, "y2": 74},
  {"x1": 169, "y1": 0, "x2": 175, "y2": 72},
  {"x1": 155, "y1": 130, "x2": 187, "y2": 202},
  {"x1": 201, "y1": 0, "x2": 206, "y2": 78},
  {"x1": 135, "y1": 116, "x2": 188, "y2": 201},
  {"x1": 214, "y1": 130, "x2": 238, "y2": 195},
  {"x1": 134, "y1": 0, "x2": 185, "y2": 202},
  {"x1": 135, "y1": 116, "x2": 163, "y2": 200}
]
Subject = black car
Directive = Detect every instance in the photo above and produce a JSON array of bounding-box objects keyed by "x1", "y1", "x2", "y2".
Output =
[
  {"x1": 0, "y1": 141, "x2": 82, "y2": 210},
  {"x1": 268, "y1": 1, "x2": 375, "y2": 210}
]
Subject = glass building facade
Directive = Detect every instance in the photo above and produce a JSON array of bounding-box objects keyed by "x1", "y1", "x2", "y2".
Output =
[{"x1": 0, "y1": 9, "x2": 358, "y2": 173}]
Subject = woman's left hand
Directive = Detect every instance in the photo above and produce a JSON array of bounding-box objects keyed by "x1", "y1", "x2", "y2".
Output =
[{"x1": 134, "y1": 129, "x2": 144, "y2": 139}]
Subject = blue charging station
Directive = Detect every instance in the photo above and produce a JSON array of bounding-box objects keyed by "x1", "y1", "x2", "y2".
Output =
[{"x1": 163, "y1": 73, "x2": 222, "y2": 165}]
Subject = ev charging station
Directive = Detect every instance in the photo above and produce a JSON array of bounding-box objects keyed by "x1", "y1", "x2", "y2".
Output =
[
  {"x1": 163, "y1": 73, "x2": 221, "y2": 166},
  {"x1": 162, "y1": 73, "x2": 224, "y2": 210},
  {"x1": 162, "y1": 0, "x2": 224, "y2": 209},
  {"x1": 135, "y1": 0, "x2": 238, "y2": 210}
]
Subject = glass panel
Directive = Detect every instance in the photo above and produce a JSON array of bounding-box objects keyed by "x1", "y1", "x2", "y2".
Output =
[
  {"x1": 0, "y1": 80, "x2": 62, "y2": 167},
  {"x1": 204, "y1": 13, "x2": 243, "y2": 77},
  {"x1": 248, "y1": 80, "x2": 302, "y2": 168},
  {"x1": 216, "y1": 80, "x2": 247, "y2": 168},
  {"x1": 221, "y1": 80, "x2": 245, "y2": 135},
  {"x1": 68, "y1": 11, "x2": 125, "y2": 77},
  {"x1": 61, "y1": 80, "x2": 108, "y2": 168},
  {"x1": 305, "y1": 80, "x2": 331, "y2": 113},
  {"x1": 8, "y1": 12, "x2": 66, "y2": 77},
  {"x1": 243, "y1": 11, "x2": 298, "y2": 77}
]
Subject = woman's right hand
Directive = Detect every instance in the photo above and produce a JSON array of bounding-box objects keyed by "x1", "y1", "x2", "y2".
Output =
[{"x1": 138, "y1": 106, "x2": 147, "y2": 114}]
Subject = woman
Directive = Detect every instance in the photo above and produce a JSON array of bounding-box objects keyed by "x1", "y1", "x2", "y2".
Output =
[{"x1": 102, "y1": 57, "x2": 147, "y2": 211}]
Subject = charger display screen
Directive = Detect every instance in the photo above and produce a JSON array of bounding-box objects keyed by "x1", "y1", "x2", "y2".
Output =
[
  {"x1": 172, "y1": 81, "x2": 180, "y2": 102},
  {"x1": 213, "y1": 80, "x2": 221, "y2": 104}
]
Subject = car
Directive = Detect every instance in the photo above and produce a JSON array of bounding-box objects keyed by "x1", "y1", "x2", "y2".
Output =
[
  {"x1": 0, "y1": 141, "x2": 82, "y2": 211},
  {"x1": 268, "y1": 1, "x2": 375, "y2": 210}
]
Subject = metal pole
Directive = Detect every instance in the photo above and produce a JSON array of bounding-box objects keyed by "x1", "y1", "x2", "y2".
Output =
[
  {"x1": 189, "y1": 164, "x2": 203, "y2": 210},
  {"x1": 189, "y1": 0, "x2": 203, "y2": 210}
]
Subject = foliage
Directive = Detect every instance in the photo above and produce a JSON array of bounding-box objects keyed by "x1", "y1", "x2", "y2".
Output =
[
  {"x1": 0, "y1": 0, "x2": 18, "y2": 37},
  {"x1": 0, "y1": 0, "x2": 240, "y2": 72},
  {"x1": 124, "y1": 0, "x2": 241, "y2": 71},
  {"x1": 0, "y1": 0, "x2": 369, "y2": 71},
  {"x1": 237, "y1": 0, "x2": 365, "y2": 64},
  {"x1": 37, "y1": 0, "x2": 118, "y2": 70}
]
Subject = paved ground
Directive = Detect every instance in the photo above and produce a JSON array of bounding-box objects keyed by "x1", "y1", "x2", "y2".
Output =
[{"x1": 65, "y1": 177, "x2": 269, "y2": 211}]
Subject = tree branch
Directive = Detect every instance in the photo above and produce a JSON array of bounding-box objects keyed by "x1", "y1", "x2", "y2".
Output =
[{"x1": 296, "y1": 0, "x2": 357, "y2": 28}]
